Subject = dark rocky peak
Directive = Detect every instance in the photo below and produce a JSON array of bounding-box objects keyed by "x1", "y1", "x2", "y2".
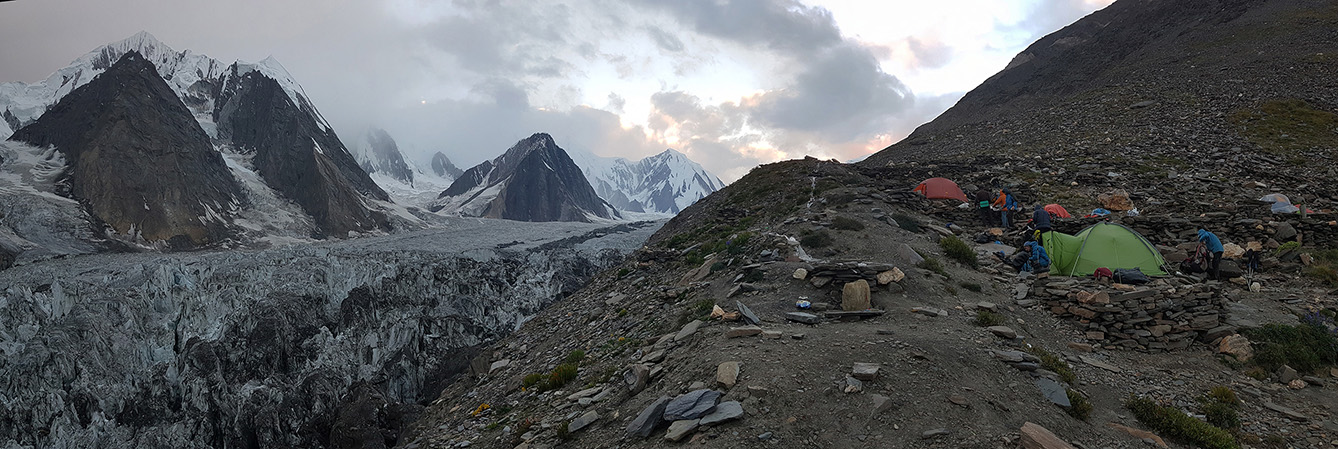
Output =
[
  {"x1": 430, "y1": 151, "x2": 465, "y2": 179},
  {"x1": 435, "y1": 133, "x2": 621, "y2": 222},
  {"x1": 8, "y1": 50, "x2": 242, "y2": 248},
  {"x1": 214, "y1": 69, "x2": 389, "y2": 237}
]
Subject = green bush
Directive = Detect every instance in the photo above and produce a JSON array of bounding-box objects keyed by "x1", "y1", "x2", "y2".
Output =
[
  {"x1": 565, "y1": 350, "x2": 586, "y2": 365},
  {"x1": 831, "y1": 216, "x2": 865, "y2": 231},
  {"x1": 1204, "y1": 402, "x2": 1240, "y2": 431},
  {"x1": 1205, "y1": 386, "x2": 1239, "y2": 406},
  {"x1": 1065, "y1": 389, "x2": 1092, "y2": 421},
  {"x1": 960, "y1": 281, "x2": 983, "y2": 293},
  {"x1": 939, "y1": 235, "x2": 978, "y2": 268},
  {"x1": 549, "y1": 363, "x2": 579, "y2": 388},
  {"x1": 974, "y1": 310, "x2": 1005, "y2": 327},
  {"x1": 522, "y1": 373, "x2": 545, "y2": 388},
  {"x1": 800, "y1": 230, "x2": 834, "y2": 248},
  {"x1": 891, "y1": 213, "x2": 921, "y2": 232},
  {"x1": 1275, "y1": 241, "x2": 1300, "y2": 256},
  {"x1": 1026, "y1": 347, "x2": 1076, "y2": 384},
  {"x1": 1126, "y1": 397, "x2": 1239, "y2": 449},
  {"x1": 1241, "y1": 323, "x2": 1338, "y2": 373}
]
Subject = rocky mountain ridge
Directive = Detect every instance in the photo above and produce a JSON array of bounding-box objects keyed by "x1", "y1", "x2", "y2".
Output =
[
  {"x1": 432, "y1": 133, "x2": 621, "y2": 222},
  {"x1": 570, "y1": 149, "x2": 725, "y2": 215}
]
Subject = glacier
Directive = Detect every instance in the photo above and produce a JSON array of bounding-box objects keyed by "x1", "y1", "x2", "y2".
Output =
[{"x1": 0, "y1": 218, "x2": 663, "y2": 449}]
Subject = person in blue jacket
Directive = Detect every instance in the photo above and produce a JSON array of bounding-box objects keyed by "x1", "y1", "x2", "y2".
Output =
[
  {"x1": 1022, "y1": 241, "x2": 1050, "y2": 273},
  {"x1": 1031, "y1": 205, "x2": 1052, "y2": 233},
  {"x1": 1198, "y1": 229, "x2": 1224, "y2": 280}
]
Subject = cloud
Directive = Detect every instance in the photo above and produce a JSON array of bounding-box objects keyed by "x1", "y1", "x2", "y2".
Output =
[
  {"x1": 749, "y1": 43, "x2": 914, "y2": 142},
  {"x1": 636, "y1": 0, "x2": 841, "y2": 56},
  {"x1": 645, "y1": 25, "x2": 685, "y2": 53}
]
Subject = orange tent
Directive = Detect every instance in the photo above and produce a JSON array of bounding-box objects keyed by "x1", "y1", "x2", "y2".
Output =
[
  {"x1": 1044, "y1": 204, "x2": 1072, "y2": 219},
  {"x1": 912, "y1": 177, "x2": 968, "y2": 202}
]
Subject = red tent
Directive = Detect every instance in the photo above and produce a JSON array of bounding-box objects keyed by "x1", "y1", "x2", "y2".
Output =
[
  {"x1": 1044, "y1": 204, "x2": 1072, "y2": 219},
  {"x1": 912, "y1": 177, "x2": 968, "y2": 202}
]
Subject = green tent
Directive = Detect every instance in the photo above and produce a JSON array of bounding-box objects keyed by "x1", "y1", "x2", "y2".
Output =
[{"x1": 1040, "y1": 222, "x2": 1167, "y2": 276}]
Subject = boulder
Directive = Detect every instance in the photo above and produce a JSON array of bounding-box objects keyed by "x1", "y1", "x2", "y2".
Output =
[
  {"x1": 626, "y1": 396, "x2": 671, "y2": 438},
  {"x1": 1274, "y1": 222, "x2": 1297, "y2": 241},
  {"x1": 841, "y1": 280, "x2": 872, "y2": 311},
  {"x1": 792, "y1": 268, "x2": 808, "y2": 279},
  {"x1": 1019, "y1": 422, "x2": 1076, "y2": 449},
  {"x1": 566, "y1": 410, "x2": 599, "y2": 433},
  {"x1": 1222, "y1": 243, "x2": 1245, "y2": 259},
  {"x1": 1217, "y1": 334, "x2": 1253, "y2": 361},
  {"x1": 675, "y1": 320, "x2": 703, "y2": 341},
  {"x1": 987, "y1": 326, "x2": 1018, "y2": 339},
  {"x1": 877, "y1": 268, "x2": 905, "y2": 284},
  {"x1": 1106, "y1": 423, "x2": 1167, "y2": 448},
  {"x1": 1097, "y1": 189, "x2": 1133, "y2": 211},
  {"x1": 736, "y1": 301, "x2": 761, "y2": 325},
  {"x1": 624, "y1": 364, "x2": 651, "y2": 393},
  {"x1": 716, "y1": 361, "x2": 741, "y2": 389}
]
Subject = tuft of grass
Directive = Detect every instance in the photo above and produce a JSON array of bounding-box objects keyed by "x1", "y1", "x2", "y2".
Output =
[
  {"x1": 1126, "y1": 397, "x2": 1240, "y2": 449},
  {"x1": 565, "y1": 350, "x2": 586, "y2": 365},
  {"x1": 974, "y1": 310, "x2": 1005, "y2": 327},
  {"x1": 917, "y1": 257, "x2": 948, "y2": 278},
  {"x1": 800, "y1": 230, "x2": 834, "y2": 248},
  {"x1": 940, "y1": 235, "x2": 978, "y2": 268},
  {"x1": 1229, "y1": 98, "x2": 1338, "y2": 156},
  {"x1": 1241, "y1": 322, "x2": 1338, "y2": 373},
  {"x1": 522, "y1": 373, "x2": 545, "y2": 388},
  {"x1": 616, "y1": 267, "x2": 631, "y2": 278},
  {"x1": 1026, "y1": 347, "x2": 1076, "y2": 384},
  {"x1": 1065, "y1": 389, "x2": 1092, "y2": 421},
  {"x1": 1201, "y1": 386, "x2": 1241, "y2": 431},
  {"x1": 1275, "y1": 241, "x2": 1300, "y2": 255},
  {"x1": 548, "y1": 363, "x2": 579, "y2": 388},
  {"x1": 890, "y1": 213, "x2": 921, "y2": 232},
  {"x1": 960, "y1": 281, "x2": 983, "y2": 293},
  {"x1": 831, "y1": 216, "x2": 866, "y2": 231}
]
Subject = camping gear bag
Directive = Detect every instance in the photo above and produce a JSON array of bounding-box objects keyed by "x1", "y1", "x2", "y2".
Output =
[{"x1": 1113, "y1": 268, "x2": 1151, "y2": 284}]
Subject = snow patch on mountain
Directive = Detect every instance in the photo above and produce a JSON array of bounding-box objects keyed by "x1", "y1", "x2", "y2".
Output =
[{"x1": 568, "y1": 148, "x2": 726, "y2": 215}]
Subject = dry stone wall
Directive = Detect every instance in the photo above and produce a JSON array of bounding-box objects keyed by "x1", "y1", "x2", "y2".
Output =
[{"x1": 1029, "y1": 275, "x2": 1231, "y2": 352}]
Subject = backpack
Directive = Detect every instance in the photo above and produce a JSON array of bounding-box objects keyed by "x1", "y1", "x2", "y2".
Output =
[
  {"x1": 1181, "y1": 244, "x2": 1209, "y2": 273},
  {"x1": 1113, "y1": 268, "x2": 1150, "y2": 284}
]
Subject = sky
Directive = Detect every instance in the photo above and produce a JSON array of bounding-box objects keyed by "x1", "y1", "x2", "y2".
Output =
[{"x1": 0, "y1": 0, "x2": 1114, "y2": 182}]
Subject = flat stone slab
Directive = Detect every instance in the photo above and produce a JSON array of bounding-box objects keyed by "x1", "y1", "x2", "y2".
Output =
[
  {"x1": 822, "y1": 310, "x2": 885, "y2": 318},
  {"x1": 736, "y1": 301, "x2": 761, "y2": 325},
  {"x1": 987, "y1": 326, "x2": 1017, "y2": 339},
  {"x1": 675, "y1": 320, "x2": 703, "y2": 341},
  {"x1": 725, "y1": 325, "x2": 763, "y2": 338},
  {"x1": 567, "y1": 410, "x2": 599, "y2": 433},
  {"x1": 1262, "y1": 401, "x2": 1308, "y2": 421},
  {"x1": 664, "y1": 389, "x2": 721, "y2": 421},
  {"x1": 698, "y1": 401, "x2": 744, "y2": 426},
  {"x1": 1078, "y1": 355, "x2": 1122, "y2": 373},
  {"x1": 664, "y1": 419, "x2": 700, "y2": 442},
  {"x1": 785, "y1": 312, "x2": 821, "y2": 324},
  {"x1": 851, "y1": 362, "x2": 880, "y2": 381},
  {"x1": 1034, "y1": 378, "x2": 1070, "y2": 407},
  {"x1": 911, "y1": 306, "x2": 948, "y2": 317},
  {"x1": 626, "y1": 396, "x2": 670, "y2": 438}
]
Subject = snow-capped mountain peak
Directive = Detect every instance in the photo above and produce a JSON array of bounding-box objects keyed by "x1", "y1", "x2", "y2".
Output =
[
  {"x1": 0, "y1": 31, "x2": 323, "y2": 139},
  {"x1": 569, "y1": 147, "x2": 725, "y2": 215}
]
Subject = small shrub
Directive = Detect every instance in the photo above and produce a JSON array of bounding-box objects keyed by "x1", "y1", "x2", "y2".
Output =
[
  {"x1": 1126, "y1": 397, "x2": 1240, "y2": 449},
  {"x1": 1026, "y1": 347, "x2": 1076, "y2": 384},
  {"x1": 974, "y1": 310, "x2": 1005, "y2": 327},
  {"x1": 1065, "y1": 389, "x2": 1092, "y2": 421},
  {"x1": 1241, "y1": 322, "x2": 1338, "y2": 373},
  {"x1": 917, "y1": 257, "x2": 948, "y2": 277},
  {"x1": 831, "y1": 216, "x2": 865, "y2": 231},
  {"x1": 891, "y1": 213, "x2": 921, "y2": 232},
  {"x1": 741, "y1": 269, "x2": 765, "y2": 283},
  {"x1": 549, "y1": 363, "x2": 579, "y2": 387},
  {"x1": 1275, "y1": 241, "x2": 1300, "y2": 255},
  {"x1": 1204, "y1": 402, "x2": 1240, "y2": 430},
  {"x1": 940, "y1": 235, "x2": 978, "y2": 268},
  {"x1": 960, "y1": 281, "x2": 983, "y2": 293},
  {"x1": 1304, "y1": 265, "x2": 1338, "y2": 286},
  {"x1": 800, "y1": 230, "x2": 834, "y2": 248},
  {"x1": 1205, "y1": 386, "x2": 1239, "y2": 407},
  {"x1": 556, "y1": 419, "x2": 572, "y2": 441},
  {"x1": 522, "y1": 373, "x2": 544, "y2": 388},
  {"x1": 616, "y1": 267, "x2": 631, "y2": 278},
  {"x1": 690, "y1": 299, "x2": 715, "y2": 318},
  {"x1": 565, "y1": 350, "x2": 586, "y2": 365},
  {"x1": 945, "y1": 285, "x2": 958, "y2": 296}
]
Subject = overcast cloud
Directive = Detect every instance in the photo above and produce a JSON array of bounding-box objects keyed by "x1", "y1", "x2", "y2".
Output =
[{"x1": 0, "y1": 0, "x2": 1114, "y2": 181}]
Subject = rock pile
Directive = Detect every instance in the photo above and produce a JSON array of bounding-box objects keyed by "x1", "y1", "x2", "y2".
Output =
[{"x1": 1029, "y1": 278, "x2": 1229, "y2": 352}]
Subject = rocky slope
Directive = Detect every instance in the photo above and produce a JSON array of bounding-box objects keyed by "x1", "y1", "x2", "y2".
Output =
[
  {"x1": 569, "y1": 149, "x2": 725, "y2": 215},
  {"x1": 0, "y1": 218, "x2": 663, "y2": 449},
  {"x1": 8, "y1": 51, "x2": 242, "y2": 248},
  {"x1": 433, "y1": 133, "x2": 621, "y2": 222},
  {"x1": 356, "y1": 128, "x2": 416, "y2": 186}
]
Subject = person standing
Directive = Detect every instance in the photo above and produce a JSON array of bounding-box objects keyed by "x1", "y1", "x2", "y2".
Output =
[
  {"x1": 993, "y1": 188, "x2": 1018, "y2": 228},
  {"x1": 1197, "y1": 229, "x2": 1225, "y2": 280},
  {"x1": 975, "y1": 188, "x2": 994, "y2": 226}
]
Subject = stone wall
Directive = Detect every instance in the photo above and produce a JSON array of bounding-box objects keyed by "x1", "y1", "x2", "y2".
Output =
[{"x1": 1028, "y1": 275, "x2": 1232, "y2": 352}]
